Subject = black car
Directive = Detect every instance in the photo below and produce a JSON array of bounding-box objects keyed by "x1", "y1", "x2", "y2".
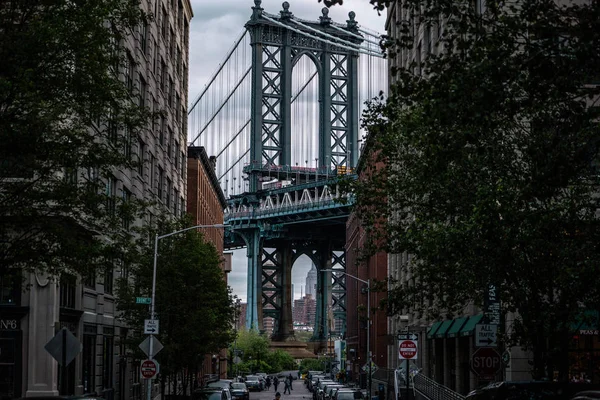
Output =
[
  {"x1": 230, "y1": 383, "x2": 250, "y2": 400},
  {"x1": 193, "y1": 387, "x2": 231, "y2": 400}
]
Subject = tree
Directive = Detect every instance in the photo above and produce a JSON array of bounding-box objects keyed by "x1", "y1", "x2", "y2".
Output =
[
  {"x1": 117, "y1": 216, "x2": 236, "y2": 391},
  {"x1": 349, "y1": 0, "x2": 600, "y2": 381},
  {"x1": 0, "y1": 0, "x2": 151, "y2": 280}
]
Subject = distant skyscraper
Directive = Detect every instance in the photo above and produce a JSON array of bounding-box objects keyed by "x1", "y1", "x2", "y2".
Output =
[{"x1": 305, "y1": 263, "x2": 317, "y2": 296}]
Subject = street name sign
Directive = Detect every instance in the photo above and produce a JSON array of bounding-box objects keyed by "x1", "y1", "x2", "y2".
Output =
[
  {"x1": 136, "y1": 297, "x2": 152, "y2": 305},
  {"x1": 471, "y1": 347, "x2": 501, "y2": 381},
  {"x1": 144, "y1": 319, "x2": 159, "y2": 335},
  {"x1": 398, "y1": 340, "x2": 418, "y2": 360},
  {"x1": 139, "y1": 336, "x2": 164, "y2": 357},
  {"x1": 475, "y1": 324, "x2": 497, "y2": 347},
  {"x1": 141, "y1": 359, "x2": 159, "y2": 379},
  {"x1": 398, "y1": 333, "x2": 418, "y2": 341}
]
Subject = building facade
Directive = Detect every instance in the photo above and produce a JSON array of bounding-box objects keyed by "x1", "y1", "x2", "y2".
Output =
[
  {"x1": 187, "y1": 145, "x2": 229, "y2": 380},
  {"x1": 0, "y1": 0, "x2": 194, "y2": 399}
]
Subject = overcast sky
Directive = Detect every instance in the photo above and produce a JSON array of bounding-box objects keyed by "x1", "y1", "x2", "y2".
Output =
[{"x1": 187, "y1": 0, "x2": 386, "y2": 302}]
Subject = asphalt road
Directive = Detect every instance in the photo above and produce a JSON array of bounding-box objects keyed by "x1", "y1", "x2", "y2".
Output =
[{"x1": 250, "y1": 373, "x2": 308, "y2": 400}]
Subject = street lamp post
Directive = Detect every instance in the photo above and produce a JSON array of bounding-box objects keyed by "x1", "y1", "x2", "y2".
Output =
[
  {"x1": 322, "y1": 269, "x2": 371, "y2": 400},
  {"x1": 147, "y1": 223, "x2": 228, "y2": 400}
]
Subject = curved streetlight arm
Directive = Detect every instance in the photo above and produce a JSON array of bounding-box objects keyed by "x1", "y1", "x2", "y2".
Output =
[
  {"x1": 147, "y1": 223, "x2": 229, "y2": 400},
  {"x1": 321, "y1": 269, "x2": 372, "y2": 400}
]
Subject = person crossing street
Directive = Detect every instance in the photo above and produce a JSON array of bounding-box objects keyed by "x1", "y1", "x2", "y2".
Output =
[{"x1": 283, "y1": 376, "x2": 291, "y2": 395}]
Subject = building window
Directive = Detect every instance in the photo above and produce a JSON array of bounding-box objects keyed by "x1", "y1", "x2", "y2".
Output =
[
  {"x1": 59, "y1": 274, "x2": 76, "y2": 308},
  {"x1": 174, "y1": 140, "x2": 179, "y2": 169},
  {"x1": 168, "y1": 77, "x2": 174, "y2": 107},
  {"x1": 0, "y1": 272, "x2": 19, "y2": 305},
  {"x1": 167, "y1": 127, "x2": 173, "y2": 158},
  {"x1": 174, "y1": 188, "x2": 179, "y2": 214},
  {"x1": 180, "y1": 151, "x2": 185, "y2": 176},
  {"x1": 166, "y1": 178, "x2": 172, "y2": 209},
  {"x1": 64, "y1": 167, "x2": 78, "y2": 185},
  {"x1": 124, "y1": 54, "x2": 134, "y2": 93},
  {"x1": 140, "y1": 22, "x2": 148, "y2": 54},
  {"x1": 123, "y1": 124, "x2": 132, "y2": 159},
  {"x1": 159, "y1": 116, "x2": 166, "y2": 146},
  {"x1": 106, "y1": 175, "x2": 117, "y2": 216},
  {"x1": 84, "y1": 271, "x2": 95, "y2": 289},
  {"x1": 82, "y1": 325, "x2": 96, "y2": 394},
  {"x1": 122, "y1": 188, "x2": 132, "y2": 231},
  {"x1": 157, "y1": 166, "x2": 164, "y2": 200},
  {"x1": 162, "y1": 6, "x2": 168, "y2": 40},
  {"x1": 137, "y1": 137, "x2": 145, "y2": 176},
  {"x1": 181, "y1": 197, "x2": 185, "y2": 217},
  {"x1": 107, "y1": 107, "x2": 118, "y2": 145},
  {"x1": 102, "y1": 327, "x2": 114, "y2": 390},
  {"x1": 104, "y1": 265, "x2": 113, "y2": 295},
  {"x1": 150, "y1": 154, "x2": 156, "y2": 188},
  {"x1": 139, "y1": 75, "x2": 147, "y2": 108}
]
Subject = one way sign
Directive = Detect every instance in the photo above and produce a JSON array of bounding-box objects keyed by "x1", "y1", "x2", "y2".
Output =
[
  {"x1": 144, "y1": 319, "x2": 159, "y2": 335},
  {"x1": 475, "y1": 324, "x2": 497, "y2": 347}
]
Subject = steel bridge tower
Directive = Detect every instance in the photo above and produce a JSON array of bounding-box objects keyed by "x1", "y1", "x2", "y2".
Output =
[{"x1": 227, "y1": 0, "x2": 364, "y2": 345}]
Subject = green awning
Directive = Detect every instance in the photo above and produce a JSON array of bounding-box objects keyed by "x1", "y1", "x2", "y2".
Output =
[
  {"x1": 426, "y1": 321, "x2": 443, "y2": 339},
  {"x1": 447, "y1": 317, "x2": 469, "y2": 338},
  {"x1": 434, "y1": 319, "x2": 454, "y2": 339},
  {"x1": 571, "y1": 310, "x2": 599, "y2": 331},
  {"x1": 459, "y1": 314, "x2": 484, "y2": 337}
]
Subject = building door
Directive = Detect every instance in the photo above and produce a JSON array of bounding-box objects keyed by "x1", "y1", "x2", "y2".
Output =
[{"x1": 0, "y1": 330, "x2": 22, "y2": 400}]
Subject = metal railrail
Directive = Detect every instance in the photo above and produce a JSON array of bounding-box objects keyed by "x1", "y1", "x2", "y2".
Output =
[{"x1": 413, "y1": 373, "x2": 465, "y2": 400}]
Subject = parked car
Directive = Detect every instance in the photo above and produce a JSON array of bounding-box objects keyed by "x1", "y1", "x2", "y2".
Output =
[
  {"x1": 324, "y1": 385, "x2": 346, "y2": 400},
  {"x1": 466, "y1": 381, "x2": 600, "y2": 400},
  {"x1": 230, "y1": 383, "x2": 250, "y2": 400},
  {"x1": 244, "y1": 375, "x2": 263, "y2": 391},
  {"x1": 207, "y1": 380, "x2": 234, "y2": 390},
  {"x1": 334, "y1": 389, "x2": 364, "y2": 400},
  {"x1": 193, "y1": 387, "x2": 232, "y2": 400}
]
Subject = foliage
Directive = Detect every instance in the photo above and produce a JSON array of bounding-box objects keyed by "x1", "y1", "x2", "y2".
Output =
[
  {"x1": 231, "y1": 328, "x2": 296, "y2": 373},
  {"x1": 117, "y1": 216, "x2": 236, "y2": 375},
  {"x1": 350, "y1": 0, "x2": 600, "y2": 381},
  {"x1": 299, "y1": 358, "x2": 327, "y2": 374},
  {"x1": 0, "y1": 0, "x2": 152, "y2": 279}
]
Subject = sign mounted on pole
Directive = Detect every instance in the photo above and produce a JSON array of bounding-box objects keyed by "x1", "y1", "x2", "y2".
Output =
[
  {"x1": 398, "y1": 340, "x2": 418, "y2": 360},
  {"x1": 139, "y1": 336, "x2": 164, "y2": 358},
  {"x1": 475, "y1": 324, "x2": 498, "y2": 347},
  {"x1": 141, "y1": 359, "x2": 159, "y2": 379},
  {"x1": 471, "y1": 347, "x2": 501, "y2": 381},
  {"x1": 398, "y1": 333, "x2": 418, "y2": 341},
  {"x1": 144, "y1": 319, "x2": 159, "y2": 335},
  {"x1": 136, "y1": 297, "x2": 152, "y2": 304},
  {"x1": 485, "y1": 284, "x2": 500, "y2": 325}
]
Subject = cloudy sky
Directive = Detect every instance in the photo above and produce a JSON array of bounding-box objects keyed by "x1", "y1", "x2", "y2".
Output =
[{"x1": 187, "y1": 0, "x2": 387, "y2": 302}]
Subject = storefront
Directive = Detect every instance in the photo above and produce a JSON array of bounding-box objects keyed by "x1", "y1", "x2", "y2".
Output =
[
  {"x1": 569, "y1": 325, "x2": 600, "y2": 383},
  {"x1": 0, "y1": 309, "x2": 29, "y2": 400}
]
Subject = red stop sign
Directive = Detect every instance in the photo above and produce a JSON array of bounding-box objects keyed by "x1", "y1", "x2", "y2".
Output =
[
  {"x1": 141, "y1": 359, "x2": 158, "y2": 379},
  {"x1": 398, "y1": 340, "x2": 418, "y2": 359},
  {"x1": 471, "y1": 348, "x2": 501, "y2": 380}
]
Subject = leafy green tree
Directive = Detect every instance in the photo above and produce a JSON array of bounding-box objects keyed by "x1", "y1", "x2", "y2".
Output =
[
  {"x1": 299, "y1": 358, "x2": 327, "y2": 375},
  {"x1": 0, "y1": 0, "x2": 151, "y2": 279},
  {"x1": 117, "y1": 216, "x2": 236, "y2": 391},
  {"x1": 349, "y1": 0, "x2": 600, "y2": 381}
]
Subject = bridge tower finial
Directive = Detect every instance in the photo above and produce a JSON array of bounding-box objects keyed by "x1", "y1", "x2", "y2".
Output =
[
  {"x1": 280, "y1": 1, "x2": 292, "y2": 20},
  {"x1": 252, "y1": 0, "x2": 263, "y2": 20},
  {"x1": 319, "y1": 7, "x2": 331, "y2": 26},
  {"x1": 347, "y1": 11, "x2": 358, "y2": 31}
]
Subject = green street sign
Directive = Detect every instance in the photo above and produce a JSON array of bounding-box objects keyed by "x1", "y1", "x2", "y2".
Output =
[{"x1": 136, "y1": 297, "x2": 152, "y2": 304}]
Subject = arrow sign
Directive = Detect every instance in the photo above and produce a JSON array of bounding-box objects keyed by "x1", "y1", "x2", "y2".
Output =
[
  {"x1": 144, "y1": 319, "x2": 159, "y2": 335},
  {"x1": 475, "y1": 324, "x2": 497, "y2": 347}
]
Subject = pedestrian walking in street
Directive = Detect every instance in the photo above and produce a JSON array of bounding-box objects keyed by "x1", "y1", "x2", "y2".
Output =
[
  {"x1": 274, "y1": 376, "x2": 280, "y2": 392},
  {"x1": 266, "y1": 376, "x2": 272, "y2": 390},
  {"x1": 288, "y1": 374, "x2": 294, "y2": 390},
  {"x1": 274, "y1": 392, "x2": 281, "y2": 400},
  {"x1": 283, "y1": 377, "x2": 291, "y2": 394}
]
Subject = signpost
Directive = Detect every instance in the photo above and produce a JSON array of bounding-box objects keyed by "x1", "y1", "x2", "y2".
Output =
[
  {"x1": 44, "y1": 328, "x2": 81, "y2": 394},
  {"x1": 398, "y1": 340, "x2": 418, "y2": 360},
  {"x1": 471, "y1": 347, "x2": 502, "y2": 381},
  {"x1": 141, "y1": 359, "x2": 159, "y2": 380},
  {"x1": 139, "y1": 336, "x2": 164, "y2": 358},
  {"x1": 144, "y1": 319, "x2": 159, "y2": 335},
  {"x1": 136, "y1": 297, "x2": 152, "y2": 305},
  {"x1": 485, "y1": 284, "x2": 500, "y2": 325},
  {"x1": 475, "y1": 324, "x2": 498, "y2": 347}
]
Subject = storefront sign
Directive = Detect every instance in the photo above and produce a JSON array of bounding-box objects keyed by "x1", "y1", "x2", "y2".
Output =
[
  {"x1": 0, "y1": 319, "x2": 18, "y2": 330},
  {"x1": 579, "y1": 329, "x2": 599, "y2": 335}
]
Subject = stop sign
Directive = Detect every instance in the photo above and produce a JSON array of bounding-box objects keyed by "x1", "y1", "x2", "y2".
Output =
[
  {"x1": 398, "y1": 340, "x2": 418, "y2": 360},
  {"x1": 471, "y1": 347, "x2": 501, "y2": 380},
  {"x1": 141, "y1": 359, "x2": 159, "y2": 379}
]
